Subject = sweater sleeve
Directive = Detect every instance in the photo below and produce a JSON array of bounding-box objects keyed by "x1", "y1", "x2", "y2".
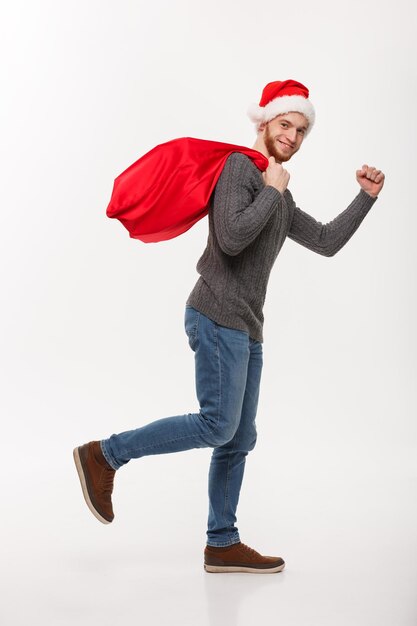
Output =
[
  {"x1": 211, "y1": 152, "x2": 283, "y2": 256},
  {"x1": 285, "y1": 188, "x2": 378, "y2": 256}
]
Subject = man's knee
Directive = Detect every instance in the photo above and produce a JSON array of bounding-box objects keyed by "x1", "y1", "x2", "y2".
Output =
[
  {"x1": 203, "y1": 418, "x2": 239, "y2": 448},
  {"x1": 245, "y1": 433, "x2": 257, "y2": 452},
  {"x1": 198, "y1": 407, "x2": 258, "y2": 450},
  {"x1": 235, "y1": 431, "x2": 257, "y2": 453},
  {"x1": 207, "y1": 424, "x2": 257, "y2": 452}
]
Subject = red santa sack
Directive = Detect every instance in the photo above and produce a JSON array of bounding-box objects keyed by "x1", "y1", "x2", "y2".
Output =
[{"x1": 106, "y1": 137, "x2": 269, "y2": 243}]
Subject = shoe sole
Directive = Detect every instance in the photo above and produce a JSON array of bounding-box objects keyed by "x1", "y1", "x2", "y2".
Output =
[
  {"x1": 204, "y1": 563, "x2": 285, "y2": 574},
  {"x1": 73, "y1": 447, "x2": 112, "y2": 525}
]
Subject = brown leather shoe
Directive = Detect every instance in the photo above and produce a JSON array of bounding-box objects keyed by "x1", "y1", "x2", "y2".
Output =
[
  {"x1": 204, "y1": 542, "x2": 285, "y2": 573},
  {"x1": 73, "y1": 441, "x2": 115, "y2": 524}
]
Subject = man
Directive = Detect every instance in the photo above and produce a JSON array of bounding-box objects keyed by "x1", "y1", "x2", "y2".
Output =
[{"x1": 73, "y1": 79, "x2": 385, "y2": 574}]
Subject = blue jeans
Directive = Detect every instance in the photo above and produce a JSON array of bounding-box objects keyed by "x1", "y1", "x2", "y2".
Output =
[{"x1": 101, "y1": 305, "x2": 263, "y2": 547}]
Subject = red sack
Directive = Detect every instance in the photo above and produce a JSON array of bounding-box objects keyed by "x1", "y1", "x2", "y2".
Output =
[{"x1": 106, "y1": 137, "x2": 269, "y2": 243}]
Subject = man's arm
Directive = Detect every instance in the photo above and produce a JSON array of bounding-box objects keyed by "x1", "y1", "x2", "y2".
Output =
[
  {"x1": 285, "y1": 188, "x2": 378, "y2": 257},
  {"x1": 212, "y1": 152, "x2": 285, "y2": 256}
]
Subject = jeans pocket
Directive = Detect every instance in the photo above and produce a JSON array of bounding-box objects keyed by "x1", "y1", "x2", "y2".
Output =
[{"x1": 184, "y1": 306, "x2": 200, "y2": 351}]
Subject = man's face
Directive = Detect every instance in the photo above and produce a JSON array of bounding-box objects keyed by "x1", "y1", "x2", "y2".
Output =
[{"x1": 262, "y1": 112, "x2": 308, "y2": 162}]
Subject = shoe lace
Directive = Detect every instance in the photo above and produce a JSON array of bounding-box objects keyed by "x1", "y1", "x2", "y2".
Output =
[
  {"x1": 101, "y1": 467, "x2": 115, "y2": 496},
  {"x1": 239, "y1": 543, "x2": 261, "y2": 558}
]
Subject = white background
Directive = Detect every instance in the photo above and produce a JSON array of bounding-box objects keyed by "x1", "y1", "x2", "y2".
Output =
[{"x1": 1, "y1": 0, "x2": 416, "y2": 624}]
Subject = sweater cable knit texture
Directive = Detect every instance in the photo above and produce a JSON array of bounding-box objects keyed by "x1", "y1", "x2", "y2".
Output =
[{"x1": 186, "y1": 152, "x2": 377, "y2": 342}]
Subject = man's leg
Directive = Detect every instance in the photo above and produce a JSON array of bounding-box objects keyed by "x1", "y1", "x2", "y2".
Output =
[
  {"x1": 203, "y1": 338, "x2": 286, "y2": 573},
  {"x1": 206, "y1": 337, "x2": 263, "y2": 547},
  {"x1": 100, "y1": 306, "x2": 251, "y2": 468},
  {"x1": 74, "y1": 306, "x2": 252, "y2": 522}
]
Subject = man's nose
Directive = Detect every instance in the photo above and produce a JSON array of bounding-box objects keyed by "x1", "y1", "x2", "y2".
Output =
[{"x1": 286, "y1": 130, "x2": 298, "y2": 145}]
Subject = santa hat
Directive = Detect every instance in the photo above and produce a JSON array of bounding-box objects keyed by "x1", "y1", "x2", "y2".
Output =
[{"x1": 248, "y1": 79, "x2": 315, "y2": 137}]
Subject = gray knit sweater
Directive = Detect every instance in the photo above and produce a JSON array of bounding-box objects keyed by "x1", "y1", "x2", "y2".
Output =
[{"x1": 186, "y1": 152, "x2": 378, "y2": 342}]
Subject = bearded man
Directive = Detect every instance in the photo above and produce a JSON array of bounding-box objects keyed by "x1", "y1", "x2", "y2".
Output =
[{"x1": 74, "y1": 79, "x2": 385, "y2": 574}]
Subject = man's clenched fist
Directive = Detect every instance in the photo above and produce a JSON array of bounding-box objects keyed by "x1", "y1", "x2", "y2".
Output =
[
  {"x1": 262, "y1": 156, "x2": 290, "y2": 194},
  {"x1": 356, "y1": 164, "x2": 385, "y2": 198}
]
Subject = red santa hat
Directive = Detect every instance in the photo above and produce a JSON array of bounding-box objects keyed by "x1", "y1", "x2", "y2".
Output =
[{"x1": 248, "y1": 79, "x2": 315, "y2": 136}]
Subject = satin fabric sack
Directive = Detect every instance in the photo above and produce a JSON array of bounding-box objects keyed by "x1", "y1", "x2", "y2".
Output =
[{"x1": 106, "y1": 137, "x2": 269, "y2": 243}]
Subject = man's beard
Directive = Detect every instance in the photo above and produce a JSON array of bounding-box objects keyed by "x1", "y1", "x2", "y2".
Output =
[{"x1": 264, "y1": 124, "x2": 293, "y2": 163}]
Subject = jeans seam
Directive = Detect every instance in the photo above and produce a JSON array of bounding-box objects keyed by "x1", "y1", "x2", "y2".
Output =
[
  {"x1": 206, "y1": 538, "x2": 240, "y2": 548},
  {"x1": 186, "y1": 308, "x2": 200, "y2": 350},
  {"x1": 192, "y1": 311, "x2": 200, "y2": 349},
  {"x1": 213, "y1": 322, "x2": 222, "y2": 432},
  {"x1": 100, "y1": 440, "x2": 120, "y2": 471},
  {"x1": 224, "y1": 424, "x2": 240, "y2": 544}
]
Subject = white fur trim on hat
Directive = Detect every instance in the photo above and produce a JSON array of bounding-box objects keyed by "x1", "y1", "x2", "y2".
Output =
[{"x1": 248, "y1": 95, "x2": 315, "y2": 136}]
